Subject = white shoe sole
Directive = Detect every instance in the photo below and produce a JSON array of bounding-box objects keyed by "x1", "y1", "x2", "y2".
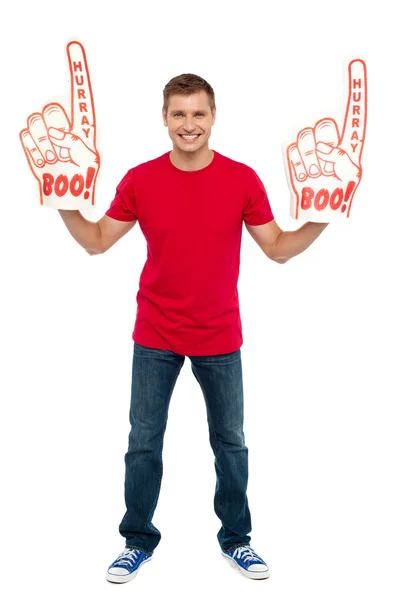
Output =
[
  {"x1": 221, "y1": 551, "x2": 270, "y2": 580},
  {"x1": 106, "y1": 555, "x2": 152, "y2": 583}
]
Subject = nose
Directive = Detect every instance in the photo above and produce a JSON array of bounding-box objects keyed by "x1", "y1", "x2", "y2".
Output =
[{"x1": 183, "y1": 117, "x2": 196, "y2": 131}]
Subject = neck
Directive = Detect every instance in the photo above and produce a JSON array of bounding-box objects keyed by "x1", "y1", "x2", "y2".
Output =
[{"x1": 169, "y1": 145, "x2": 214, "y2": 172}]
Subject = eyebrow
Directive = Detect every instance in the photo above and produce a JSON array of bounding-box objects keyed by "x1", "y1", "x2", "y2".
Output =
[{"x1": 170, "y1": 109, "x2": 207, "y2": 114}]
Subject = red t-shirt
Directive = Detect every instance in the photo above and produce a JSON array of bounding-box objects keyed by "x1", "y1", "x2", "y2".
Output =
[{"x1": 105, "y1": 150, "x2": 274, "y2": 355}]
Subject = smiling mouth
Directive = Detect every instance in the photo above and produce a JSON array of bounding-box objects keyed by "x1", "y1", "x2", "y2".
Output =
[{"x1": 177, "y1": 133, "x2": 201, "y2": 142}]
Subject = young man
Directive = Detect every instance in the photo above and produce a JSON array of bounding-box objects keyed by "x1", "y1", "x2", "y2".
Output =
[{"x1": 59, "y1": 74, "x2": 328, "y2": 582}]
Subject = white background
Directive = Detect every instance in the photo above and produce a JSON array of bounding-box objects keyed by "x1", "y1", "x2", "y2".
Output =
[{"x1": 1, "y1": 0, "x2": 398, "y2": 598}]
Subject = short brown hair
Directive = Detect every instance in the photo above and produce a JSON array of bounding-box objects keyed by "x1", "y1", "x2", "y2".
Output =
[{"x1": 163, "y1": 73, "x2": 216, "y2": 113}]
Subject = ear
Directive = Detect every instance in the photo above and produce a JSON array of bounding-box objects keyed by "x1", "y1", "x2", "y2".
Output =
[
  {"x1": 211, "y1": 107, "x2": 216, "y2": 124},
  {"x1": 162, "y1": 108, "x2": 168, "y2": 126}
]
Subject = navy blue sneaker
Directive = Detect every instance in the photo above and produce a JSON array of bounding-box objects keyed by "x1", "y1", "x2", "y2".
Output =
[
  {"x1": 106, "y1": 547, "x2": 152, "y2": 583},
  {"x1": 222, "y1": 545, "x2": 270, "y2": 579}
]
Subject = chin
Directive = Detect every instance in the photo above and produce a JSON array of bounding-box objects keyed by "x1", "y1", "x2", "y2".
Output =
[{"x1": 176, "y1": 138, "x2": 207, "y2": 151}]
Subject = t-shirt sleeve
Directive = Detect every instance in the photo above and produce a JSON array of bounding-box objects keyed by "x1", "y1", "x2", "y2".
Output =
[
  {"x1": 105, "y1": 170, "x2": 137, "y2": 222},
  {"x1": 243, "y1": 168, "x2": 274, "y2": 225}
]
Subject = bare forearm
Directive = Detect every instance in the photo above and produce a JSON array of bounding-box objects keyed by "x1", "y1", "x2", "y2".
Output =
[
  {"x1": 274, "y1": 222, "x2": 329, "y2": 263},
  {"x1": 58, "y1": 210, "x2": 103, "y2": 255}
]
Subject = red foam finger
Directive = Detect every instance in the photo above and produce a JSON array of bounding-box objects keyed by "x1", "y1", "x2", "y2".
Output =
[
  {"x1": 66, "y1": 41, "x2": 96, "y2": 150},
  {"x1": 340, "y1": 59, "x2": 367, "y2": 166},
  {"x1": 43, "y1": 104, "x2": 72, "y2": 163},
  {"x1": 288, "y1": 143, "x2": 307, "y2": 182},
  {"x1": 315, "y1": 118, "x2": 340, "y2": 145},
  {"x1": 43, "y1": 103, "x2": 71, "y2": 132},
  {"x1": 296, "y1": 127, "x2": 321, "y2": 178},
  {"x1": 20, "y1": 129, "x2": 45, "y2": 170},
  {"x1": 315, "y1": 119, "x2": 340, "y2": 175},
  {"x1": 27, "y1": 113, "x2": 58, "y2": 165}
]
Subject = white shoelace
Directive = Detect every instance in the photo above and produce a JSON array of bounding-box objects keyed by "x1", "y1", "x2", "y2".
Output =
[
  {"x1": 232, "y1": 545, "x2": 262, "y2": 563},
  {"x1": 114, "y1": 548, "x2": 140, "y2": 567}
]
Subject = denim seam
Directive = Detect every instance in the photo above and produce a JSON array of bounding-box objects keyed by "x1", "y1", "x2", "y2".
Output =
[
  {"x1": 144, "y1": 425, "x2": 166, "y2": 532},
  {"x1": 154, "y1": 425, "x2": 166, "y2": 507},
  {"x1": 210, "y1": 424, "x2": 223, "y2": 519}
]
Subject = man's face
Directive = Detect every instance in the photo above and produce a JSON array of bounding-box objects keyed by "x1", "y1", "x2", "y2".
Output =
[{"x1": 162, "y1": 90, "x2": 216, "y2": 153}]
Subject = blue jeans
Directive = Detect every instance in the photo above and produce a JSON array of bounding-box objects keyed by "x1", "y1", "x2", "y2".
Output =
[{"x1": 119, "y1": 342, "x2": 252, "y2": 554}]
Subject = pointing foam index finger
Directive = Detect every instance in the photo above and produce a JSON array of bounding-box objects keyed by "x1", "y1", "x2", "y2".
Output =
[
  {"x1": 67, "y1": 41, "x2": 96, "y2": 150},
  {"x1": 340, "y1": 59, "x2": 367, "y2": 165}
]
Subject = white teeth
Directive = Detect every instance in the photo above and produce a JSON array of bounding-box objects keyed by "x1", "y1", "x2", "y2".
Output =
[{"x1": 181, "y1": 135, "x2": 198, "y2": 138}]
